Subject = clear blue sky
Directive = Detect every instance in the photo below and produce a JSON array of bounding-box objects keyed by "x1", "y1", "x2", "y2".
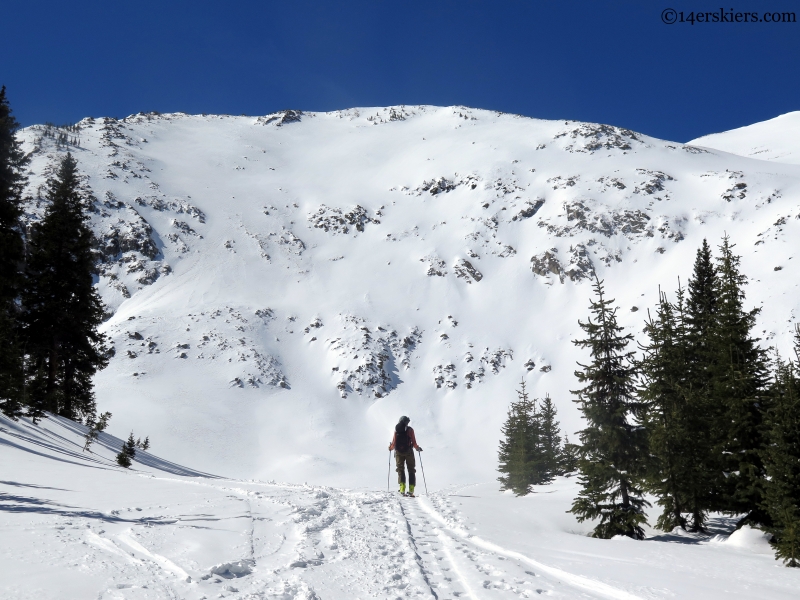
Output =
[{"x1": 4, "y1": 0, "x2": 798, "y2": 141}]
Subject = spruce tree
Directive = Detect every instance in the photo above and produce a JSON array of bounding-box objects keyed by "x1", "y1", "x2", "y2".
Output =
[
  {"x1": 527, "y1": 391, "x2": 548, "y2": 486},
  {"x1": 681, "y1": 242, "x2": 725, "y2": 531},
  {"x1": 570, "y1": 276, "x2": 649, "y2": 539},
  {"x1": 116, "y1": 449, "x2": 132, "y2": 468},
  {"x1": 640, "y1": 290, "x2": 690, "y2": 531},
  {"x1": 0, "y1": 86, "x2": 28, "y2": 419},
  {"x1": 498, "y1": 380, "x2": 537, "y2": 495},
  {"x1": 83, "y1": 411, "x2": 111, "y2": 452},
  {"x1": 712, "y1": 236, "x2": 769, "y2": 525},
  {"x1": 22, "y1": 153, "x2": 108, "y2": 421},
  {"x1": 559, "y1": 435, "x2": 580, "y2": 475},
  {"x1": 763, "y1": 355, "x2": 800, "y2": 567},
  {"x1": 538, "y1": 394, "x2": 561, "y2": 482},
  {"x1": 497, "y1": 380, "x2": 552, "y2": 493},
  {"x1": 124, "y1": 432, "x2": 137, "y2": 459}
]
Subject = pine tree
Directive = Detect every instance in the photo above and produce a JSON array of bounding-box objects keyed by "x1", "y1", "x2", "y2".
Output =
[
  {"x1": 763, "y1": 354, "x2": 800, "y2": 567},
  {"x1": 22, "y1": 153, "x2": 108, "y2": 421},
  {"x1": 498, "y1": 380, "x2": 537, "y2": 495},
  {"x1": 116, "y1": 449, "x2": 132, "y2": 468},
  {"x1": 570, "y1": 276, "x2": 649, "y2": 539},
  {"x1": 559, "y1": 435, "x2": 580, "y2": 475},
  {"x1": 538, "y1": 394, "x2": 561, "y2": 482},
  {"x1": 83, "y1": 411, "x2": 111, "y2": 452},
  {"x1": 681, "y1": 242, "x2": 725, "y2": 531},
  {"x1": 527, "y1": 391, "x2": 548, "y2": 486},
  {"x1": 640, "y1": 291, "x2": 688, "y2": 530},
  {"x1": 124, "y1": 432, "x2": 137, "y2": 459},
  {"x1": 712, "y1": 236, "x2": 769, "y2": 526},
  {"x1": 0, "y1": 86, "x2": 28, "y2": 419}
]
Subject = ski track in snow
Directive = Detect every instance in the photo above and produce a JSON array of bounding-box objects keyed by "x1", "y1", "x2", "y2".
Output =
[
  {"x1": 60, "y1": 470, "x2": 638, "y2": 599},
  {"x1": 417, "y1": 495, "x2": 642, "y2": 600},
  {"x1": 80, "y1": 473, "x2": 639, "y2": 599},
  {"x1": 4, "y1": 409, "x2": 797, "y2": 600}
]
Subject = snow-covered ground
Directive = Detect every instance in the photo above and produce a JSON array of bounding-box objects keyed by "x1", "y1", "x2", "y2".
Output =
[
  {"x1": 6, "y1": 106, "x2": 800, "y2": 597},
  {"x1": 3, "y1": 413, "x2": 798, "y2": 599}
]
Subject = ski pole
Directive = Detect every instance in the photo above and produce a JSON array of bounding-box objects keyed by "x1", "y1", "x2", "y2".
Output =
[
  {"x1": 388, "y1": 450, "x2": 391, "y2": 492},
  {"x1": 417, "y1": 449, "x2": 428, "y2": 495}
]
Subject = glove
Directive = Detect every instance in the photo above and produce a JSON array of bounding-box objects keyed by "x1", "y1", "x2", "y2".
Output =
[{"x1": 417, "y1": 447, "x2": 423, "y2": 452}]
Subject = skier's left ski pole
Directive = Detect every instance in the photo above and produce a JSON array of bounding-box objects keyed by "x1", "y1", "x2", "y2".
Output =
[
  {"x1": 388, "y1": 450, "x2": 391, "y2": 492},
  {"x1": 417, "y1": 449, "x2": 428, "y2": 495}
]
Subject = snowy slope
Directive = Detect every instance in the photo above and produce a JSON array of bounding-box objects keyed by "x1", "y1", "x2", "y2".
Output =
[
  {"x1": 3, "y1": 413, "x2": 799, "y2": 599},
  {"x1": 688, "y1": 111, "x2": 800, "y2": 165},
  {"x1": 15, "y1": 106, "x2": 800, "y2": 488}
]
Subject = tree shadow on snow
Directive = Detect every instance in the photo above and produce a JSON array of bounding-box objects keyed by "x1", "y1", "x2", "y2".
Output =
[
  {"x1": 0, "y1": 481, "x2": 71, "y2": 492},
  {"x1": 0, "y1": 414, "x2": 219, "y2": 479},
  {"x1": 647, "y1": 515, "x2": 740, "y2": 544},
  {"x1": 52, "y1": 415, "x2": 220, "y2": 478},
  {"x1": 0, "y1": 491, "x2": 178, "y2": 525}
]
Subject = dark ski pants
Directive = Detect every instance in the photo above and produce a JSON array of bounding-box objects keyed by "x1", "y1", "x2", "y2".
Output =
[{"x1": 395, "y1": 450, "x2": 416, "y2": 486}]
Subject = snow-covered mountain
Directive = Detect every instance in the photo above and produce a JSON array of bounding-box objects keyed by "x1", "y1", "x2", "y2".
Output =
[
  {"x1": 16, "y1": 106, "x2": 800, "y2": 486},
  {"x1": 689, "y1": 111, "x2": 800, "y2": 165}
]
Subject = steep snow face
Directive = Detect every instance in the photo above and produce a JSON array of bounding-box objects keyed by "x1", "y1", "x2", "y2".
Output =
[
  {"x1": 16, "y1": 106, "x2": 800, "y2": 486},
  {"x1": 689, "y1": 111, "x2": 800, "y2": 165}
]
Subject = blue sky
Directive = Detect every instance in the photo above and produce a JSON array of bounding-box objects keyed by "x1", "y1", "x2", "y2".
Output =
[{"x1": 4, "y1": 0, "x2": 798, "y2": 141}]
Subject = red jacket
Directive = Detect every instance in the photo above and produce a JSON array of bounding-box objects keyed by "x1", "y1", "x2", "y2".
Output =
[{"x1": 389, "y1": 426, "x2": 420, "y2": 451}]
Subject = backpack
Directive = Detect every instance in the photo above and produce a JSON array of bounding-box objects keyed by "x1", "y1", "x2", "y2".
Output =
[{"x1": 395, "y1": 423, "x2": 411, "y2": 452}]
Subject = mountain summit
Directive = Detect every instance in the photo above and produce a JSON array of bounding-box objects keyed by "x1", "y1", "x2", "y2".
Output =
[{"x1": 689, "y1": 110, "x2": 800, "y2": 165}]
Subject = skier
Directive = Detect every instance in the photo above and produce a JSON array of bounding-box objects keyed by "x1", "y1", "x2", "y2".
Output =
[{"x1": 389, "y1": 415, "x2": 423, "y2": 497}]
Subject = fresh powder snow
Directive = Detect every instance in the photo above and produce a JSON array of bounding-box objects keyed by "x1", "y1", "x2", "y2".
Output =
[{"x1": 3, "y1": 105, "x2": 800, "y2": 598}]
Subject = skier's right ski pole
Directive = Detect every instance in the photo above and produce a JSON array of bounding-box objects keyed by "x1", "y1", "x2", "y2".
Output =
[
  {"x1": 388, "y1": 450, "x2": 391, "y2": 492},
  {"x1": 417, "y1": 449, "x2": 429, "y2": 495}
]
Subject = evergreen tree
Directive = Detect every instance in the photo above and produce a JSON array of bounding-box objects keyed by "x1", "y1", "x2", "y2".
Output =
[
  {"x1": 559, "y1": 435, "x2": 580, "y2": 475},
  {"x1": 640, "y1": 290, "x2": 690, "y2": 531},
  {"x1": 498, "y1": 380, "x2": 537, "y2": 495},
  {"x1": 0, "y1": 86, "x2": 28, "y2": 419},
  {"x1": 681, "y1": 242, "x2": 726, "y2": 531},
  {"x1": 763, "y1": 355, "x2": 800, "y2": 567},
  {"x1": 570, "y1": 276, "x2": 649, "y2": 539},
  {"x1": 116, "y1": 449, "x2": 132, "y2": 468},
  {"x1": 538, "y1": 394, "x2": 561, "y2": 482},
  {"x1": 82, "y1": 411, "x2": 111, "y2": 452},
  {"x1": 527, "y1": 392, "x2": 548, "y2": 486},
  {"x1": 712, "y1": 236, "x2": 770, "y2": 525},
  {"x1": 124, "y1": 432, "x2": 137, "y2": 459},
  {"x1": 497, "y1": 380, "x2": 556, "y2": 492},
  {"x1": 22, "y1": 153, "x2": 108, "y2": 421}
]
